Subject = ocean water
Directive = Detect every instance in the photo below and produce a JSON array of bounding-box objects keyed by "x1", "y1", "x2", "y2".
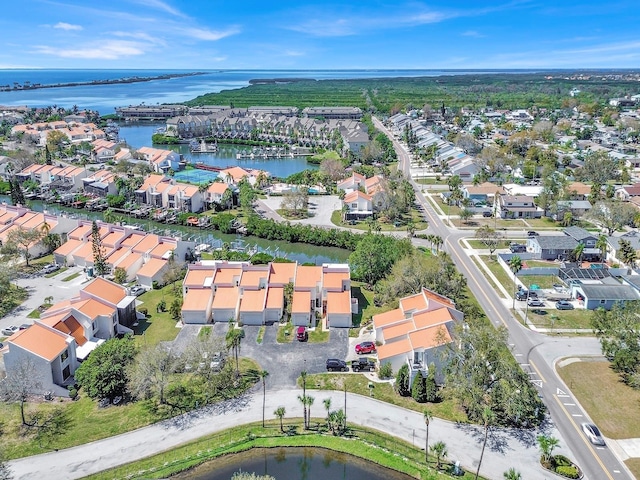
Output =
[{"x1": 0, "y1": 69, "x2": 538, "y2": 115}]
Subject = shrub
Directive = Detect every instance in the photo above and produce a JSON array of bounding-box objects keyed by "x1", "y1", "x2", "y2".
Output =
[
  {"x1": 555, "y1": 465, "x2": 579, "y2": 479},
  {"x1": 378, "y1": 361, "x2": 393, "y2": 379},
  {"x1": 152, "y1": 280, "x2": 160, "y2": 290},
  {"x1": 395, "y1": 364, "x2": 410, "y2": 396},
  {"x1": 554, "y1": 455, "x2": 572, "y2": 467},
  {"x1": 411, "y1": 372, "x2": 427, "y2": 403},
  {"x1": 68, "y1": 387, "x2": 78, "y2": 400},
  {"x1": 157, "y1": 299, "x2": 166, "y2": 312},
  {"x1": 138, "y1": 307, "x2": 148, "y2": 316},
  {"x1": 425, "y1": 367, "x2": 439, "y2": 403}
]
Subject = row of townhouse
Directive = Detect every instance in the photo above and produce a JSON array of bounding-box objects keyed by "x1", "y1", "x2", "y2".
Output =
[
  {"x1": 3, "y1": 277, "x2": 138, "y2": 396},
  {"x1": 0, "y1": 204, "x2": 78, "y2": 258},
  {"x1": 136, "y1": 147, "x2": 181, "y2": 173},
  {"x1": 181, "y1": 261, "x2": 357, "y2": 328},
  {"x1": 53, "y1": 220, "x2": 194, "y2": 288},
  {"x1": 373, "y1": 288, "x2": 463, "y2": 385},
  {"x1": 92, "y1": 138, "x2": 131, "y2": 164},
  {"x1": 11, "y1": 120, "x2": 107, "y2": 146},
  {"x1": 337, "y1": 173, "x2": 386, "y2": 219}
]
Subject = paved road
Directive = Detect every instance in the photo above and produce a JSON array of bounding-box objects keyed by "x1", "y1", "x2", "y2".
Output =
[
  {"x1": 373, "y1": 116, "x2": 633, "y2": 480},
  {"x1": 7, "y1": 389, "x2": 565, "y2": 480}
]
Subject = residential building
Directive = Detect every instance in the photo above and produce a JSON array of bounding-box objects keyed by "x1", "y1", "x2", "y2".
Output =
[{"x1": 498, "y1": 195, "x2": 542, "y2": 219}]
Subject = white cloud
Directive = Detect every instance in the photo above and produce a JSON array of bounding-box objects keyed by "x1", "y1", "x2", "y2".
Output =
[
  {"x1": 461, "y1": 30, "x2": 485, "y2": 38},
  {"x1": 33, "y1": 40, "x2": 146, "y2": 60},
  {"x1": 54, "y1": 22, "x2": 83, "y2": 31},
  {"x1": 131, "y1": 0, "x2": 185, "y2": 18},
  {"x1": 182, "y1": 27, "x2": 240, "y2": 41},
  {"x1": 112, "y1": 31, "x2": 166, "y2": 46},
  {"x1": 284, "y1": 50, "x2": 305, "y2": 57},
  {"x1": 212, "y1": 56, "x2": 227, "y2": 62}
]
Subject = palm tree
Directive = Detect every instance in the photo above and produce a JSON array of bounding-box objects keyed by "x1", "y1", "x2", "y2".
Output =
[
  {"x1": 503, "y1": 468, "x2": 522, "y2": 480},
  {"x1": 430, "y1": 441, "x2": 448, "y2": 470},
  {"x1": 433, "y1": 236, "x2": 443, "y2": 252},
  {"x1": 305, "y1": 395, "x2": 315, "y2": 429},
  {"x1": 323, "y1": 398, "x2": 332, "y2": 432},
  {"x1": 573, "y1": 243, "x2": 585, "y2": 267},
  {"x1": 259, "y1": 370, "x2": 269, "y2": 427},
  {"x1": 406, "y1": 220, "x2": 416, "y2": 238},
  {"x1": 298, "y1": 394, "x2": 308, "y2": 429},
  {"x1": 509, "y1": 255, "x2": 523, "y2": 309},
  {"x1": 475, "y1": 407, "x2": 495, "y2": 480},
  {"x1": 424, "y1": 409, "x2": 433, "y2": 464},
  {"x1": 537, "y1": 434, "x2": 560, "y2": 465},
  {"x1": 274, "y1": 406, "x2": 286, "y2": 433},
  {"x1": 596, "y1": 234, "x2": 608, "y2": 262},
  {"x1": 225, "y1": 319, "x2": 243, "y2": 377}
]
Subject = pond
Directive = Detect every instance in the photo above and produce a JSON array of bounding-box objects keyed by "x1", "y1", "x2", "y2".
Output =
[
  {"x1": 2, "y1": 197, "x2": 350, "y2": 266},
  {"x1": 173, "y1": 447, "x2": 414, "y2": 480}
]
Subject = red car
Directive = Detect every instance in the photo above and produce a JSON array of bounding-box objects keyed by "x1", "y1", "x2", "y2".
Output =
[{"x1": 355, "y1": 341, "x2": 376, "y2": 354}]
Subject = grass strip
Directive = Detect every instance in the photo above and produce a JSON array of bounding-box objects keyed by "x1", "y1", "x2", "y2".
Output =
[{"x1": 62, "y1": 272, "x2": 81, "y2": 282}]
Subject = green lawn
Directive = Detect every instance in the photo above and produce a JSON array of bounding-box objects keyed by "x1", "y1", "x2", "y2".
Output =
[
  {"x1": 308, "y1": 328, "x2": 329, "y2": 343},
  {"x1": 471, "y1": 257, "x2": 508, "y2": 300},
  {"x1": 518, "y1": 274, "x2": 557, "y2": 289},
  {"x1": 522, "y1": 260, "x2": 557, "y2": 268},
  {"x1": 526, "y1": 308, "x2": 593, "y2": 330},
  {"x1": 521, "y1": 217, "x2": 562, "y2": 229},
  {"x1": 62, "y1": 272, "x2": 81, "y2": 282},
  {"x1": 198, "y1": 326, "x2": 212, "y2": 339},
  {"x1": 277, "y1": 322, "x2": 294, "y2": 343},
  {"x1": 465, "y1": 239, "x2": 516, "y2": 250},
  {"x1": 330, "y1": 209, "x2": 428, "y2": 232},
  {"x1": 133, "y1": 283, "x2": 184, "y2": 346},
  {"x1": 431, "y1": 195, "x2": 461, "y2": 216},
  {"x1": 479, "y1": 255, "x2": 515, "y2": 294},
  {"x1": 304, "y1": 373, "x2": 467, "y2": 423},
  {"x1": 45, "y1": 266, "x2": 68, "y2": 278},
  {"x1": 256, "y1": 326, "x2": 265, "y2": 344},
  {"x1": 350, "y1": 282, "x2": 394, "y2": 336},
  {"x1": 416, "y1": 177, "x2": 447, "y2": 185},
  {"x1": 27, "y1": 309, "x2": 41, "y2": 319}
]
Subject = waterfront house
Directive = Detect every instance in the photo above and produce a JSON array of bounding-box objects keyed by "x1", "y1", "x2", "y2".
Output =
[{"x1": 343, "y1": 190, "x2": 373, "y2": 220}]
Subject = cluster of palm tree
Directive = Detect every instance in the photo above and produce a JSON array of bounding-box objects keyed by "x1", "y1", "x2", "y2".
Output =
[{"x1": 423, "y1": 234, "x2": 443, "y2": 252}]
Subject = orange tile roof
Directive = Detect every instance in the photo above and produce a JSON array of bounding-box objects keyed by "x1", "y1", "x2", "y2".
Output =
[
  {"x1": 82, "y1": 277, "x2": 127, "y2": 305},
  {"x1": 400, "y1": 292, "x2": 427, "y2": 313},
  {"x1": 182, "y1": 288, "x2": 213, "y2": 311},
  {"x1": 77, "y1": 298, "x2": 115, "y2": 319},
  {"x1": 39, "y1": 310, "x2": 70, "y2": 326},
  {"x1": 380, "y1": 320, "x2": 414, "y2": 341},
  {"x1": 149, "y1": 242, "x2": 175, "y2": 259},
  {"x1": 372, "y1": 308, "x2": 406, "y2": 328},
  {"x1": 220, "y1": 166, "x2": 250, "y2": 182},
  {"x1": 207, "y1": 182, "x2": 229, "y2": 195},
  {"x1": 107, "y1": 247, "x2": 131, "y2": 267},
  {"x1": 344, "y1": 190, "x2": 372, "y2": 203},
  {"x1": 8, "y1": 324, "x2": 70, "y2": 361},
  {"x1": 326, "y1": 290, "x2": 351, "y2": 315},
  {"x1": 240, "y1": 270, "x2": 267, "y2": 288},
  {"x1": 117, "y1": 251, "x2": 142, "y2": 270},
  {"x1": 72, "y1": 241, "x2": 94, "y2": 259},
  {"x1": 266, "y1": 287, "x2": 284, "y2": 309},
  {"x1": 377, "y1": 338, "x2": 412, "y2": 360},
  {"x1": 215, "y1": 267, "x2": 241, "y2": 285},
  {"x1": 269, "y1": 262, "x2": 296, "y2": 285},
  {"x1": 102, "y1": 231, "x2": 126, "y2": 248},
  {"x1": 137, "y1": 258, "x2": 167, "y2": 277},
  {"x1": 292, "y1": 290, "x2": 311, "y2": 314},
  {"x1": 240, "y1": 289, "x2": 266, "y2": 312},
  {"x1": 323, "y1": 271, "x2": 349, "y2": 290},
  {"x1": 132, "y1": 234, "x2": 160, "y2": 254},
  {"x1": 212, "y1": 286, "x2": 239, "y2": 309},
  {"x1": 51, "y1": 315, "x2": 87, "y2": 346},
  {"x1": 421, "y1": 288, "x2": 455, "y2": 308},
  {"x1": 120, "y1": 232, "x2": 146, "y2": 248},
  {"x1": 412, "y1": 308, "x2": 454, "y2": 330},
  {"x1": 54, "y1": 238, "x2": 84, "y2": 256},
  {"x1": 295, "y1": 265, "x2": 322, "y2": 289},
  {"x1": 409, "y1": 325, "x2": 452, "y2": 350},
  {"x1": 184, "y1": 268, "x2": 216, "y2": 287}
]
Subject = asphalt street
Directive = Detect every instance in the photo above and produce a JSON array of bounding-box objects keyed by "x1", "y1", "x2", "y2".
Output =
[{"x1": 373, "y1": 116, "x2": 633, "y2": 480}]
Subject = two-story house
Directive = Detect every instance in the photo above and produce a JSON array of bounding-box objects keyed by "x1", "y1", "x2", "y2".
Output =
[{"x1": 499, "y1": 195, "x2": 542, "y2": 219}]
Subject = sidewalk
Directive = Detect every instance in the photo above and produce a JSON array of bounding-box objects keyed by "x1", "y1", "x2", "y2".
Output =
[{"x1": 7, "y1": 389, "x2": 562, "y2": 480}]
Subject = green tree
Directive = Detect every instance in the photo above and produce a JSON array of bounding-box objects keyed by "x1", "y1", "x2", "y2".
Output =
[
  {"x1": 503, "y1": 468, "x2": 522, "y2": 480},
  {"x1": 238, "y1": 180, "x2": 256, "y2": 210},
  {"x1": 447, "y1": 174, "x2": 462, "y2": 191},
  {"x1": 91, "y1": 220, "x2": 108, "y2": 276},
  {"x1": 274, "y1": 406, "x2": 286, "y2": 433},
  {"x1": 396, "y1": 364, "x2": 410, "y2": 396},
  {"x1": 475, "y1": 406, "x2": 496, "y2": 480},
  {"x1": 617, "y1": 239, "x2": 637, "y2": 267},
  {"x1": 128, "y1": 344, "x2": 178, "y2": 405},
  {"x1": 8, "y1": 178, "x2": 26, "y2": 206},
  {"x1": 430, "y1": 440, "x2": 448, "y2": 470},
  {"x1": 596, "y1": 234, "x2": 609, "y2": 261},
  {"x1": 411, "y1": 372, "x2": 427, "y2": 402},
  {"x1": 113, "y1": 266, "x2": 127, "y2": 285},
  {"x1": 349, "y1": 234, "x2": 411, "y2": 286},
  {"x1": 561, "y1": 211, "x2": 573, "y2": 227},
  {"x1": 74, "y1": 337, "x2": 136, "y2": 401},
  {"x1": 475, "y1": 226, "x2": 504, "y2": 258},
  {"x1": 459, "y1": 207, "x2": 473, "y2": 224},
  {"x1": 423, "y1": 409, "x2": 433, "y2": 464},
  {"x1": 169, "y1": 298, "x2": 182, "y2": 322},
  {"x1": 260, "y1": 370, "x2": 269, "y2": 427},
  {"x1": 226, "y1": 320, "x2": 243, "y2": 377},
  {"x1": 589, "y1": 199, "x2": 637, "y2": 235},
  {"x1": 425, "y1": 366, "x2": 438, "y2": 402},
  {"x1": 509, "y1": 255, "x2": 522, "y2": 309},
  {"x1": 573, "y1": 243, "x2": 585, "y2": 267},
  {"x1": 323, "y1": 397, "x2": 332, "y2": 432},
  {"x1": 537, "y1": 434, "x2": 559, "y2": 465},
  {"x1": 5, "y1": 226, "x2": 44, "y2": 267},
  {"x1": 592, "y1": 301, "x2": 640, "y2": 385}
]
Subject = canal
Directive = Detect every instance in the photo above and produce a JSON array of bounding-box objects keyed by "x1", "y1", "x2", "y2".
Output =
[{"x1": 5, "y1": 197, "x2": 350, "y2": 265}]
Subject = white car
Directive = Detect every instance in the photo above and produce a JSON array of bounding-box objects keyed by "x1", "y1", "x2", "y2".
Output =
[
  {"x1": 1, "y1": 326, "x2": 19, "y2": 336},
  {"x1": 581, "y1": 423, "x2": 606, "y2": 446}
]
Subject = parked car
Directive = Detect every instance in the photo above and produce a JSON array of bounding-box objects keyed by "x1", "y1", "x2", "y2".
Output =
[
  {"x1": 40, "y1": 264, "x2": 60, "y2": 274},
  {"x1": 581, "y1": 423, "x2": 606, "y2": 446},
  {"x1": 355, "y1": 341, "x2": 376, "y2": 354},
  {"x1": 527, "y1": 231, "x2": 539, "y2": 237},
  {"x1": 296, "y1": 326, "x2": 308, "y2": 342},
  {"x1": 1, "y1": 326, "x2": 19, "y2": 336},
  {"x1": 527, "y1": 298, "x2": 545, "y2": 307},
  {"x1": 556, "y1": 300, "x2": 574, "y2": 310},
  {"x1": 510, "y1": 243, "x2": 526, "y2": 253},
  {"x1": 351, "y1": 358, "x2": 376, "y2": 372},
  {"x1": 129, "y1": 285, "x2": 146, "y2": 296},
  {"x1": 482, "y1": 211, "x2": 493, "y2": 218},
  {"x1": 326, "y1": 359, "x2": 348, "y2": 372},
  {"x1": 515, "y1": 289, "x2": 537, "y2": 301},
  {"x1": 19, "y1": 323, "x2": 31, "y2": 330}
]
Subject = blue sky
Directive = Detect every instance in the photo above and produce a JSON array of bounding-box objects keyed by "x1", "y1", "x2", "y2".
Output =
[{"x1": 1, "y1": 0, "x2": 639, "y2": 69}]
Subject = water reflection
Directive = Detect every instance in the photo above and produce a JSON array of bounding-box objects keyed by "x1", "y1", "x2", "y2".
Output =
[{"x1": 174, "y1": 447, "x2": 414, "y2": 480}]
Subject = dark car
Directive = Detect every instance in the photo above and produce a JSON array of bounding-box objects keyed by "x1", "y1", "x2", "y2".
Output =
[
  {"x1": 515, "y1": 289, "x2": 537, "y2": 301},
  {"x1": 326, "y1": 359, "x2": 348, "y2": 372},
  {"x1": 556, "y1": 300, "x2": 574, "y2": 310},
  {"x1": 19, "y1": 323, "x2": 31, "y2": 330},
  {"x1": 351, "y1": 358, "x2": 376, "y2": 372},
  {"x1": 482, "y1": 211, "x2": 493, "y2": 218},
  {"x1": 581, "y1": 423, "x2": 606, "y2": 446},
  {"x1": 510, "y1": 243, "x2": 526, "y2": 253},
  {"x1": 355, "y1": 341, "x2": 376, "y2": 354},
  {"x1": 527, "y1": 231, "x2": 539, "y2": 237},
  {"x1": 296, "y1": 326, "x2": 308, "y2": 342}
]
